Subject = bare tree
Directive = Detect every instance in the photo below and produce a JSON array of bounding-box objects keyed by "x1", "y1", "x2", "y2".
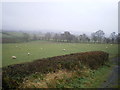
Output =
[
  {"x1": 79, "y1": 34, "x2": 90, "y2": 43},
  {"x1": 91, "y1": 33, "x2": 97, "y2": 43},
  {"x1": 60, "y1": 31, "x2": 73, "y2": 42},
  {"x1": 116, "y1": 33, "x2": 120, "y2": 43},
  {"x1": 109, "y1": 32, "x2": 117, "y2": 43},
  {"x1": 33, "y1": 34, "x2": 37, "y2": 40},
  {"x1": 91, "y1": 30, "x2": 105, "y2": 43},
  {"x1": 53, "y1": 33, "x2": 61, "y2": 42},
  {"x1": 45, "y1": 32, "x2": 51, "y2": 41},
  {"x1": 103, "y1": 37, "x2": 111, "y2": 43},
  {"x1": 23, "y1": 33, "x2": 30, "y2": 42}
]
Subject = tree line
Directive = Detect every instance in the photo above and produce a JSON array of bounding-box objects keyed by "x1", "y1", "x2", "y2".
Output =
[
  {"x1": 34, "y1": 30, "x2": 120, "y2": 44},
  {"x1": 2, "y1": 30, "x2": 120, "y2": 44}
]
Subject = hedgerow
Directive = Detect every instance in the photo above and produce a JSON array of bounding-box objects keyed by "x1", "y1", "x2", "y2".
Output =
[{"x1": 2, "y1": 51, "x2": 109, "y2": 89}]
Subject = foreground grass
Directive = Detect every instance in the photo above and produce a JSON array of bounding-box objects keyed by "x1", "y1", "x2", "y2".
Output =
[
  {"x1": 19, "y1": 62, "x2": 113, "y2": 88},
  {"x1": 55, "y1": 64, "x2": 113, "y2": 88},
  {"x1": 67, "y1": 65, "x2": 112, "y2": 88},
  {"x1": 2, "y1": 41, "x2": 119, "y2": 67}
]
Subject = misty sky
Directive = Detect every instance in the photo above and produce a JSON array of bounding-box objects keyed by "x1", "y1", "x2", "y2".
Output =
[{"x1": 1, "y1": 0, "x2": 119, "y2": 35}]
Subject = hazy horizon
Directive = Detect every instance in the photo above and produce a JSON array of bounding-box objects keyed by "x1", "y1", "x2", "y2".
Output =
[{"x1": 1, "y1": 0, "x2": 119, "y2": 36}]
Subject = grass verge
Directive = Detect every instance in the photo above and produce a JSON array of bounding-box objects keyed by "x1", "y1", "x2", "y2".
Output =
[{"x1": 19, "y1": 61, "x2": 113, "y2": 88}]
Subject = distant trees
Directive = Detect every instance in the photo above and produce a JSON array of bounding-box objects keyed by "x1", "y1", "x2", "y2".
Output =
[
  {"x1": 79, "y1": 34, "x2": 90, "y2": 43},
  {"x1": 44, "y1": 32, "x2": 52, "y2": 41},
  {"x1": 91, "y1": 30, "x2": 105, "y2": 43},
  {"x1": 53, "y1": 33, "x2": 60, "y2": 42},
  {"x1": 109, "y1": 32, "x2": 117, "y2": 43},
  {"x1": 91, "y1": 33, "x2": 97, "y2": 43},
  {"x1": 103, "y1": 37, "x2": 111, "y2": 44},
  {"x1": 36, "y1": 30, "x2": 120, "y2": 44},
  {"x1": 2, "y1": 30, "x2": 119, "y2": 44},
  {"x1": 23, "y1": 33, "x2": 30, "y2": 42},
  {"x1": 53, "y1": 31, "x2": 76, "y2": 42},
  {"x1": 116, "y1": 33, "x2": 120, "y2": 43},
  {"x1": 62, "y1": 31, "x2": 73, "y2": 42},
  {"x1": 2, "y1": 32, "x2": 31, "y2": 43},
  {"x1": 32, "y1": 34, "x2": 37, "y2": 40}
]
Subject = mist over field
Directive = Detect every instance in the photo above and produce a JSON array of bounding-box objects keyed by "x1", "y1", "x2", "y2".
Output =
[
  {"x1": 1, "y1": 0, "x2": 119, "y2": 43},
  {"x1": 2, "y1": 0, "x2": 118, "y2": 36}
]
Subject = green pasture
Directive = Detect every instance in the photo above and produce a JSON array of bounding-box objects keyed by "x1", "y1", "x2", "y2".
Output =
[{"x1": 2, "y1": 41, "x2": 119, "y2": 67}]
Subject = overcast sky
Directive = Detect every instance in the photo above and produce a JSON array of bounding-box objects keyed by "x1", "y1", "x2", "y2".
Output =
[{"x1": 1, "y1": 0, "x2": 119, "y2": 35}]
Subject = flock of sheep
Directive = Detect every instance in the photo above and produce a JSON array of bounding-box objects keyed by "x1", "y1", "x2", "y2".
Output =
[
  {"x1": 11, "y1": 45, "x2": 66, "y2": 59},
  {"x1": 11, "y1": 44, "x2": 113, "y2": 59},
  {"x1": 12, "y1": 52, "x2": 30, "y2": 59}
]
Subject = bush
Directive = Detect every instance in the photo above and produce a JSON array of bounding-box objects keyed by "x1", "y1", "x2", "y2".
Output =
[{"x1": 2, "y1": 51, "x2": 109, "y2": 89}]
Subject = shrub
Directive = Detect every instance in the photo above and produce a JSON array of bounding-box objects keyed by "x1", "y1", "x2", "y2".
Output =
[{"x1": 2, "y1": 51, "x2": 109, "y2": 89}]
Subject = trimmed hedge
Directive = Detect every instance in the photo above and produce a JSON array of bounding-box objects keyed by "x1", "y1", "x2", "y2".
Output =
[{"x1": 2, "y1": 51, "x2": 109, "y2": 89}]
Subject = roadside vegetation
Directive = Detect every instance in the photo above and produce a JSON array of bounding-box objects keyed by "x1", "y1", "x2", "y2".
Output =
[{"x1": 20, "y1": 64, "x2": 112, "y2": 88}]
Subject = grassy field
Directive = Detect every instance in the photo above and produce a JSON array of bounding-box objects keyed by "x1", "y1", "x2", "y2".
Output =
[{"x1": 2, "y1": 41, "x2": 119, "y2": 67}]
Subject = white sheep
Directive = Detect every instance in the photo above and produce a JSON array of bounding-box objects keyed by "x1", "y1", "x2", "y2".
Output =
[
  {"x1": 62, "y1": 49, "x2": 66, "y2": 51},
  {"x1": 12, "y1": 56, "x2": 16, "y2": 59},
  {"x1": 111, "y1": 44, "x2": 113, "y2": 45},
  {"x1": 16, "y1": 46, "x2": 18, "y2": 47},
  {"x1": 40, "y1": 48, "x2": 42, "y2": 49},
  {"x1": 106, "y1": 47, "x2": 108, "y2": 48},
  {"x1": 28, "y1": 52, "x2": 30, "y2": 55}
]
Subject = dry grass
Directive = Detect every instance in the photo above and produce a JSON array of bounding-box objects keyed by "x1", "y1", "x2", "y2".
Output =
[
  {"x1": 20, "y1": 67, "x2": 90, "y2": 88},
  {"x1": 21, "y1": 69, "x2": 76, "y2": 88},
  {"x1": 21, "y1": 70, "x2": 75, "y2": 88}
]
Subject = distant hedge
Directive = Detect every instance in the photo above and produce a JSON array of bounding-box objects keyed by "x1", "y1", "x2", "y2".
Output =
[
  {"x1": 2, "y1": 37, "x2": 28, "y2": 43},
  {"x1": 2, "y1": 51, "x2": 109, "y2": 89}
]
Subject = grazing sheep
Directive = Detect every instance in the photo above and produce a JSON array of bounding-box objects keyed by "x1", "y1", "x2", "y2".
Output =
[
  {"x1": 28, "y1": 52, "x2": 30, "y2": 55},
  {"x1": 12, "y1": 56, "x2": 16, "y2": 59},
  {"x1": 62, "y1": 49, "x2": 66, "y2": 51},
  {"x1": 41, "y1": 48, "x2": 43, "y2": 50},
  {"x1": 106, "y1": 47, "x2": 108, "y2": 48}
]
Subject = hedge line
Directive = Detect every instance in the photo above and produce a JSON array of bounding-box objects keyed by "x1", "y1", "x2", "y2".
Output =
[{"x1": 2, "y1": 51, "x2": 109, "y2": 89}]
